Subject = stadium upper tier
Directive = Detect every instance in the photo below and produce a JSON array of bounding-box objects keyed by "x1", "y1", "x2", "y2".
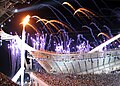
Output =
[{"x1": 31, "y1": 49, "x2": 120, "y2": 74}]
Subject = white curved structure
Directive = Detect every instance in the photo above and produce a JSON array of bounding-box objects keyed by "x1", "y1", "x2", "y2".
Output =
[{"x1": 0, "y1": 29, "x2": 36, "y2": 52}]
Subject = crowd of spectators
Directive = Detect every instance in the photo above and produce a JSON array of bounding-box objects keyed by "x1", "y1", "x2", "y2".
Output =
[
  {"x1": 33, "y1": 71, "x2": 120, "y2": 86},
  {"x1": 0, "y1": 72, "x2": 19, "y2": 86},
  {"x1": 1, "y1": 70, "x2": 120, "y2": 86}
]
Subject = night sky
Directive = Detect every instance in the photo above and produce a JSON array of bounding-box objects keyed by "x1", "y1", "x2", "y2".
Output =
[{"x1": 0, "y1": 0, "x2": 120, "y2": 77}]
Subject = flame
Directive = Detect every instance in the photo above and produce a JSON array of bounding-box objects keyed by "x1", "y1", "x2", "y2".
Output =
[
  {"x1": 22, "y1": 15, "x2": 30, "y2": 27},
  {"x1": 32, "y1": 16, "x2": 52, "y2": 33},
  {"x1": 46, "y1": 20, "x2": 73, "y2": 32},
  {"x1": 74, "y1": 8, "x2": 96, "y2": 19},
  {"x1": 62, "y1": 2, "x2": 76, "y2": 11},
  {"x1": 97, "y1": 32, "x2": 110, "y2": 39}
]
